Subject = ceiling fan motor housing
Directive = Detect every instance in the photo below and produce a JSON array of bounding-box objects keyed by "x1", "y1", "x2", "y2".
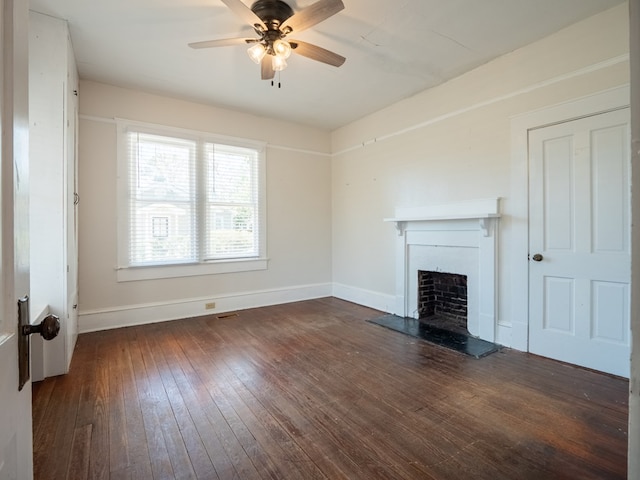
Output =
[{"x1": 250, "y1": 0, "x2": 294, "y2": 26}]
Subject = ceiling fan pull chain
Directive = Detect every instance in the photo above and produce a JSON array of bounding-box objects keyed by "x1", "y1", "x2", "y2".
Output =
[{"x1": 270, "y1": 71, "x2": 282, "y2": 88}]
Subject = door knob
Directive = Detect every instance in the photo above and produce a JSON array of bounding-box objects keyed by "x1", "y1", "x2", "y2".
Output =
[
  {"x1": 18, "y1": 296, "x2": 60, "y2": 390},
  {"x1": 22, "y1": 314, "x2": 60, "y2": 341},
  {"x1": 532, "y1": 253, "x2": 544, "y2": 262}
]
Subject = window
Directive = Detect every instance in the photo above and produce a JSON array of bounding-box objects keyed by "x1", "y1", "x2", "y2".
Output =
[
  {"x1": 151, "y1": 217, "x2": 169, "y2": 238},
  {"x1": 117, "y1": 120, "x2": 267, "y2": 281}
]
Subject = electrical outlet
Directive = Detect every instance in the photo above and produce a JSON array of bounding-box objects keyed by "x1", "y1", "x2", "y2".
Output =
[{"x1": 205, "y1": 302, "x2": 216, "y2": 310}]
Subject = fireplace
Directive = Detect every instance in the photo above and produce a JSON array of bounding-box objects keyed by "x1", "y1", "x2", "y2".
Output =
[
  {"x1": 418, "y1": 271, "x2": 468, "y2": 333},
  {"x1": 386, "y1": 198, "x2": 500, "y2": 342}
]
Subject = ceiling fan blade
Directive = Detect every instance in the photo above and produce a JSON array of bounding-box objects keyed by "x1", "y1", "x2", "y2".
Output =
[
  {"x1": 221, "y1": 0, "x2": 265, "y2": 28},
  {"x1": 188, "y1": 37, "x2": 255, "y2": 49},
  {"x1": 261, "y1": 56, "x2": 275, "y2": 80},
  {"x1": 280, "y1": 0, "x2": 344, "y2": 34},
  {"x1": 290, "y1": 40, "x2": 345, "y2": 67}
]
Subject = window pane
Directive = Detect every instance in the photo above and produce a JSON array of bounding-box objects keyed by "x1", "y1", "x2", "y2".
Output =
[
  {"x1": 128, "y1": 132, "x2": 197, "y2": 265},
  {"x1": 205, "y1": 143, "x2": 259, "y2": 260},
  {"x1": 207, "y1": 144, "x2": 257, "y2": 204},
  {"x1": 206, "y1": 206, "x2": 258, "y2": 258},
  {"x1": 134, "y1": 133, "x2": 194, "y2": 202}
]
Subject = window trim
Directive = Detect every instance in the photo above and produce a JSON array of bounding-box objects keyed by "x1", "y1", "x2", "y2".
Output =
[{"x1": 116, "y1": 118, "x2": 268, "y2": 282}]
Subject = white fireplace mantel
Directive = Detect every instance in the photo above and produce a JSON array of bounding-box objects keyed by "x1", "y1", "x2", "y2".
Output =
[
  {"x1": 386, "y1": 198, "x2": 501, "y2": 343},
  {"x1": 384, "y1": 198, "x2": 501, "y2": 237}
]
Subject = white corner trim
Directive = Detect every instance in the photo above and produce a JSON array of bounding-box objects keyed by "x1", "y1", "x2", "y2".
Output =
[
  {"x1": 78, "y1": 283, "x2": 332, "y2": 333},
  {"x1": 332, "y1": 283, "x2": 395, "y2": 314}
]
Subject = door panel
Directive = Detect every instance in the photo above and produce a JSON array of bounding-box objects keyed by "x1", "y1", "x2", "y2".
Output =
[
  {"x1": 0, "y1": 0, "x2": 33, "y2": 476},
  {"x1": 529, "y1": 108, "x2": 631, "y2": 378},
  {"x1": 592, "y1": 281, "x2": 628, "y2": 343},
  {"x1": 592, "y1": 125, "x2": 629, "y2": 253},
  {"x1": 543, "y1": 277, "x2": 574, "y2": 333},
  {"x1": 542, "y1": 136, "x2": 574, "y2": 251}
]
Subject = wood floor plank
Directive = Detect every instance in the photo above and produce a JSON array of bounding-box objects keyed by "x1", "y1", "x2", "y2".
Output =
[
  {"x1": 87, "y1": 331, "x2": 113, "y2": 480},
  {"x1": 66, "y1": 423, "x2": 93, "y2": 480},
  {"x1": 33, "y1": 298, "x2": 629, "y2": 479},
  {"x1": 31, "y1": 374, "x2": 56, "y2": 441},
  {"x1": 107, "y1": 329, "x2": 131, "y2": 477}
]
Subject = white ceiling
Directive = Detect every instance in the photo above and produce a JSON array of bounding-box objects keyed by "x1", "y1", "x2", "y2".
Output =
[{"x1": 30, "y1": 0, "x2": 625, "y2": 130}]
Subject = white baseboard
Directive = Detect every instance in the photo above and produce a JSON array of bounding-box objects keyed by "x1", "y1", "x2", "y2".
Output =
[
  {"x1": 79, "y1": 283, "x2": 332, "y2": 333},
  {"x1": 496, "y1": 323, "x2": 513, "y2": 349},
  {"x1": 79, "y1": 282, "x2": 513, "y2": 350},
  {"x1": 332, "y1": 283, "x2": 394, "y2": 314}
]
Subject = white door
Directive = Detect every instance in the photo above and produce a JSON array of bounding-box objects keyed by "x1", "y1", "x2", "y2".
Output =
[
  {"x1": 0, "y1": 0, "x2": 34, "y2": 477},
  {"x1": 529, "y1": 108, "x2": 631, "y2": 377},
  {"x1": 65, "y1": 47, "x2": 79, "y2": 369}
]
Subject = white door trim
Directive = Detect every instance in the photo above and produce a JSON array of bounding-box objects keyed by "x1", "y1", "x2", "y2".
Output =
[{"x1": 508, "y1": 85, "x2": 630, "y2": 351}]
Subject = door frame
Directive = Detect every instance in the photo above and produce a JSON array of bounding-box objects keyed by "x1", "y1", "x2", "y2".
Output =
[{"x1": 508, "y1": 85, "x2": 630, "y2": 352}]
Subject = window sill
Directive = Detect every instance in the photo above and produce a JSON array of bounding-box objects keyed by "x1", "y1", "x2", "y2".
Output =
[{"x1": 116, "y1": 258, "x2": 269, "y2": 282}]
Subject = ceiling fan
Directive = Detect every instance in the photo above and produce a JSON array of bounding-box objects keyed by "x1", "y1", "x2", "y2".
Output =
[{"x1": 189, "y1": 0, "x2": 346, "y2": 80}]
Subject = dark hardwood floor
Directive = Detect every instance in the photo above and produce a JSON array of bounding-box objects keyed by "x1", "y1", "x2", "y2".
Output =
[{"x1": 32, "y1": 298, "x2": 629, "y2": 479}]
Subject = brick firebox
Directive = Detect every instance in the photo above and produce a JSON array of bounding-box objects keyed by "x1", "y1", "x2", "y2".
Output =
[{"x1": 418, "y1": 270, "x2": 468, "y2": 331}]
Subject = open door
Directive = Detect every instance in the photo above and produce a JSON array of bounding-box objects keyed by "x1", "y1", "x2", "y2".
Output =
[{"x1": 0, "y1": 0, "x2": 34, "y2": 477}]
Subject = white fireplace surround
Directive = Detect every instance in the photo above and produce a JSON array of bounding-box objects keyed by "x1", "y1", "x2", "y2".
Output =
[{"x1": 385, "y1": 198, "x2": 501, "y2": 342}]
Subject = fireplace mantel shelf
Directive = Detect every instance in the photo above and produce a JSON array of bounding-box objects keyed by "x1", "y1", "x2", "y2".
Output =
[
  {"x1": 385, "y1": 199, "x2": 502, "y2": 237},
  {"x1": 384, "y1": 213, "x2": 501, "y2": 222},
  {"x1": 384, "y1": 213, "x2": 501, "y2": 237}
]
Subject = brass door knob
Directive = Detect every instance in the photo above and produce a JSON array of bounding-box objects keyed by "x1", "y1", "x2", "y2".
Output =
[{"x1": 532, "y1": 253, "x2": 544, "y2": 262}]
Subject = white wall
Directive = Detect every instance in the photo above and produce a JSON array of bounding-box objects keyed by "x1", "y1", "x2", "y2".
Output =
[
  {"x1": 77, "y1": 81, "x2": 333, "y2": 331},
  {"x1": 330, "y1": 4, "x2": 630, "y2": 347}
]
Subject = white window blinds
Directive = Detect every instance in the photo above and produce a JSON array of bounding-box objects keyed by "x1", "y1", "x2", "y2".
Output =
[
  {"x1": 204, "y1": 143, "x2": 259, "y2": 259},
  {"x1": 122, "y1": 122, "x2": 264, "y2": 269}
]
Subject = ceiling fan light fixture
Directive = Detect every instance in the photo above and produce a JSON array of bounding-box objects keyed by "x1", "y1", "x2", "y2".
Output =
[
  {"x1": 272, "y1": 39, "x2": 292, "y2": 59},
  {"x1": 192, "y1": 0, "x2": 346, "y2": 80},
  {"x1": 247, "y1": 42, "x2": 267, "y2": 64},
  {"x1": 272, "y1": 54, "x2": 287, "y2": 71}
]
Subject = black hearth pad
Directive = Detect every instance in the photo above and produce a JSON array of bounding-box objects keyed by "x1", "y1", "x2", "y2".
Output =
[{"x1": 367, "y1": 314, "x2": 500, "y2": 359}]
